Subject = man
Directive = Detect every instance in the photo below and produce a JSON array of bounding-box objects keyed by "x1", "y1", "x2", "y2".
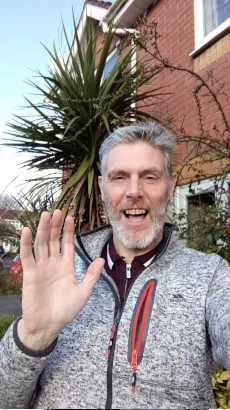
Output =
[{"x1": 0, "y1": 121, "x2": 230, "y2": 409}]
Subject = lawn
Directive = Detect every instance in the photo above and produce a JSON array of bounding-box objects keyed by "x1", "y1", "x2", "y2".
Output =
[{"x1": 0, "y1": 314, "x2": 16, "y2": 338}]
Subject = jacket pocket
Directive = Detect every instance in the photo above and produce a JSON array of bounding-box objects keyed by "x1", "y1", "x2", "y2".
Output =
[{"x1": 127, "y1": 279, "x2": 157, "y2": 391}]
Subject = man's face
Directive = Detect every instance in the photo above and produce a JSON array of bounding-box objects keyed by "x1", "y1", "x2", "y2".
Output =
[{"x1": 98, "y1": 141, "x2": 176, "y2": 251}]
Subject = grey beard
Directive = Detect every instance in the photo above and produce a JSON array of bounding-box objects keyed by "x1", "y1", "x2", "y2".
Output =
[
  {"x1": 110, "y1": 217, "x2": 165, "y2": 250},
  {"x1": 103, "y1": 195, "x2": 167, "y2": 250}
]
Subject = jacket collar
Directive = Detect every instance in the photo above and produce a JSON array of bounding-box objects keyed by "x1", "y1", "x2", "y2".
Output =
[{"x1": 75, "y1": 223, "x2": 175, "y2": 264}]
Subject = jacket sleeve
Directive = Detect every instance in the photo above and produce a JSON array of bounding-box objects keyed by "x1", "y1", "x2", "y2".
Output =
[
  {"x1": 206, "y1": 256, "x2": 230, "y2": 370},
  {"x1": 0, "y1": 253, "x2": 85, "y2": 409},
  {"x1": 0, "y1": 319, "x2": 56, "y2": 409}
]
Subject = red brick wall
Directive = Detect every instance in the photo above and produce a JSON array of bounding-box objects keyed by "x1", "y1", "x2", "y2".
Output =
[
  {"x1": 135, "y1": 0, "x2": 230, "y2": 183},
  {"x1": 91, "y1": 0, "x2": 229, "y2": 183}
]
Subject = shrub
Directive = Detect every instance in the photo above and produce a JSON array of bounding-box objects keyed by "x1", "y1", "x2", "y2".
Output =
[
  {"x1": 186, "y1": 204, "x2": 230, "y2": 263},
  {"x1": 212, "y1": 368, "x2": 230, "y2": 409},
  {"x1": 0, "y1": 270, "x2": 22, "y2": 295},
  {"x1": 177, "y1": 202, "x2": 230, "y2": 408}
]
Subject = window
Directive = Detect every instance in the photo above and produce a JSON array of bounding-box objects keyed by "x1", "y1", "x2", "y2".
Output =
[
  {"x1": 187, "y1": 192, "x2": 215, "y2": 222},
  {"x1": 193, "y1": 0, "x2": 230, "y2": 52},
  {"x1": 187, "y1": 192, "x2": 216, "y2": 250},
  {"x1": 102, "y1": 48, "x2": 118, "y2": 81},
  {"x1": 173, "y1": 176, "x2": 230, "y2": 256},
  {"x1": 203, "y1": 0, "x2": 230, "y2": 35},
  {"x1": 173, "y1": 175, "x2": 230, "y2": 224}
]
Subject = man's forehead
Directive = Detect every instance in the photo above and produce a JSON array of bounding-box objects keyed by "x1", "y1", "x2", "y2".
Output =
[
  {"x1": 105, "y1": 142, "x2": 165, "y2": 171},
  {"x1": 107, "y1": 140, "x2": 162, "y2": 154}
]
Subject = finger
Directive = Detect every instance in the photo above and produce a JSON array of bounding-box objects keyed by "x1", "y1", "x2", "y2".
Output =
[
  {"x1": 20, "y1": 227, "x2": 35, "y2": 270},
  {"x1": 62, "y1": 214, "x2": 75, "y2": 260},
  {"x1": 34, "y1": 211, "x2": 51, "y2": 261},
  {"x1": 49, "y1": 209, "x2": 63, "y2": 256},
  {"x1": 79, "y1": 258, "x2": 105, "y2": 298}
]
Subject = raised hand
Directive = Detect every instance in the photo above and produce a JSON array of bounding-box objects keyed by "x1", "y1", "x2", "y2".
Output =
[{"x1": 18, "y1": 210, "x2": 104, "y2": 350}]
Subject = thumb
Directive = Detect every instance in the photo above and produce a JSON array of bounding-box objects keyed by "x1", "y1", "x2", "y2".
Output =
[{"x1": 80, "y1": 257, "x2": 105, "y2": 296}]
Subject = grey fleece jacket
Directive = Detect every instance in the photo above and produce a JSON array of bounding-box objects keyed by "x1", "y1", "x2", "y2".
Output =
[{"x1": 0, "y1": 224, "x2": 230, "y2": 409}]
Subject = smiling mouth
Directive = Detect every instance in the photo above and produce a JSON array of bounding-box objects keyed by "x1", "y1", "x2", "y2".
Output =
[{"x1": 123, "y1": 209, "x2": 148, "y2": 218}]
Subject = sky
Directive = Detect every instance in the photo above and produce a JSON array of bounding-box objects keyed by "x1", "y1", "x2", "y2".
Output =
[{"x1": 0, "y1": 0, "x2": 86, "y2": 197}]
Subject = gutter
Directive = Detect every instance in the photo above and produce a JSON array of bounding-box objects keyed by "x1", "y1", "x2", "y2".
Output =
[
  {"x1": 100, "y1": 21, "x2": 139, "y2": 36},
  {"x1": 103, "y1": 0, "x2": 159, "y2": 28},
  {"x1": 103, "y1": 0, "x2": 127, "y2": 23}
]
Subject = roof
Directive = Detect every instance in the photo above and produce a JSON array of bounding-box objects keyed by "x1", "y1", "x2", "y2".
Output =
[
  {"x1": 0, "y1": 209, "x2": 20, "y2": 221},
  {"x1": 86, "y1": 0, "x2": 112, "y2": 9},
  {"x1": 103, "y1": 0, "x2": 159, "y2": 28},
  {"x1": 77, "y1": 0, "x2": 110, "y2": 42},
  {"x1": 77, "y1": 0, "x2": 159, "y2": 35}
]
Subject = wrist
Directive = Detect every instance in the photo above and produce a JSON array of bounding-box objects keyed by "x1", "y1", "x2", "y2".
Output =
[{"x1": 16, "y1": 318, "x2": 58, "y2": 353}]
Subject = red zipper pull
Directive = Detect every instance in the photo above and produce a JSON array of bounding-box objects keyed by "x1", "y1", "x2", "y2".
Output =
[
  {"x1": 107, "y1": 323, "x2": 117, "y2": 356},
  {"x1": 131, "y1": 349, "x2": 138, "y2": 392},
  {"x1": 131, "y1": 348, "x2": 138, "y2": 371}
]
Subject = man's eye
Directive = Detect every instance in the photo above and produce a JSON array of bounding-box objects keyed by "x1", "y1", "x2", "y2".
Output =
[
  {"x1": 145, "y1": 175, "x2": 157, "y2": 180},
  {"x1": 112, "y1": 175, "x2": 124, "y2": 180}
]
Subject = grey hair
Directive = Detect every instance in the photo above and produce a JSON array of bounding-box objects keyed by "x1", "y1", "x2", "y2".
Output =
[{"x1": 99, "y1": 121, "x2": 177, "y2": 176}]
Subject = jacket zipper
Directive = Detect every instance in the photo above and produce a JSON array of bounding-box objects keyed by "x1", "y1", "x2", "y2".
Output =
[
  {"x1": 107, "y1": 263, "x2": 132, "y2": 357},
  {"x1": 123, "y1": 263, "x2": 131, "y2": 302},
  {"x1": 106, "y1": 278, "x2": 157, "y2": 407},
  {"x1": 75, "y1": 225, "x2": 173, "y2": 408},
  {"x1": 126, "y1": 263, "x2": 131, "y2": 278},
  {"x1": 106, "y1": 306, "x2": 121, "y2": 409},
  {"x1": 128, "y1": 279, "x2": 157, "y2": 392},
  {"x1": 106, "y1": 273, "x2": 131, "y2": 409}
]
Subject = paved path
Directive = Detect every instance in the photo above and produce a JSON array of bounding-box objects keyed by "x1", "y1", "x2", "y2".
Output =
[{"x1": 0, "y1": 295, "x2": 22, "y2": 315}]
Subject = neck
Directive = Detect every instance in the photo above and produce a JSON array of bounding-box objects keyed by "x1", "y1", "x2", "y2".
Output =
[{"x1": 113, "y1": 231, "x2": 163, "y2": 264}]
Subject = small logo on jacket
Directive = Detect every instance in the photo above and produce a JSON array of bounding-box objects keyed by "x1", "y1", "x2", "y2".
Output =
[{"x1": 170, "y1": 294, "x2": 185, "y2": 302}]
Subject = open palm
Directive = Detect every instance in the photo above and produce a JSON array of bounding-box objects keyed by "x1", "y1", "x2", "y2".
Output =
[{"x1": 18, "y1": 210, "x2": 104, "y2": 349}]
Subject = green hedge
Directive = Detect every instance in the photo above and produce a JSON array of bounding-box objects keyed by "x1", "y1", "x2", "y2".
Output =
[
  {"x1": 0, "y1": 314, "x2": 16, "y2": 339},
  {"x1": 181, "y1": 202, "x2": 230, "y2": 408},
  {"x1": 212, "y1": 368, "x2": 230, "y2": 408}
]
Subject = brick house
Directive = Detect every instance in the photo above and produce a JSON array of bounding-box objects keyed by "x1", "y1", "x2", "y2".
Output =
[
  {"x1": 76, "y1": 0, "x2": 230, "y2": 220},
  {"x1": 0, "y1": 209, "x2": 22, "y2": 253}
]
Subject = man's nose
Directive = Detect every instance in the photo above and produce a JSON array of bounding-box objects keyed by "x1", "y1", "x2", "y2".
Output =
[{"x1": 126, "y1": 177, "x2": 143, "y2": 199}]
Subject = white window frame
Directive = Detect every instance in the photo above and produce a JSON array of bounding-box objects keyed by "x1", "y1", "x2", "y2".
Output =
[
  {"x1": 173, "y1": 174, "x2": 230, "y2": 228},
  {"x1": 191, "y1": 0, "x2": 230, "y2": 56}
]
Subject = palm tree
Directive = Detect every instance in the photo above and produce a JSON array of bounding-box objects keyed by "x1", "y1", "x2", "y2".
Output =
[
  {"x1": 0, "y1": 221, "x2": 18, "y2": 241},
  {"x1": 0, "y1": 189, "x2": 55, "y2": 254},
  {"x1": 3, "y1": 20, "x2": 164, "y2": 231},
  {"x1": 11, "y1": 189, "x2": 56, "y2": 240}
]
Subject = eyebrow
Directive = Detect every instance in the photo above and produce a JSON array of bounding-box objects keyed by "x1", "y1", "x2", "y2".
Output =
[
  {"x1": 140, "y1": 168, "x2": 163, "y2": 176},
  {"x1": 107, "y1": 167, "x2": 164, "y2": 178},
  {"x1": 107, "y1": 170, "x2": 127, "y2": 179}
]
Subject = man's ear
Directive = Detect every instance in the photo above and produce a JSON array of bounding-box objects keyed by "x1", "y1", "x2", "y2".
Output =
[{"x1": 98, "y1": 176, "x2": 104, "y2": 200}]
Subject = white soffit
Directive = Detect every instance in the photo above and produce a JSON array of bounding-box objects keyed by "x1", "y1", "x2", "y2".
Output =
[
  {"x1": 77, "y1": 3, "x2": 109, "y2": 41},
  {"x1": 104, "y1": 0, "x2": 158, "y2": 28}
]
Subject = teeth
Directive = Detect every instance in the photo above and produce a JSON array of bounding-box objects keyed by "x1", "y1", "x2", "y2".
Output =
[{"x1": 124, "y1": 209, "x2": 147, "y2": 216}]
